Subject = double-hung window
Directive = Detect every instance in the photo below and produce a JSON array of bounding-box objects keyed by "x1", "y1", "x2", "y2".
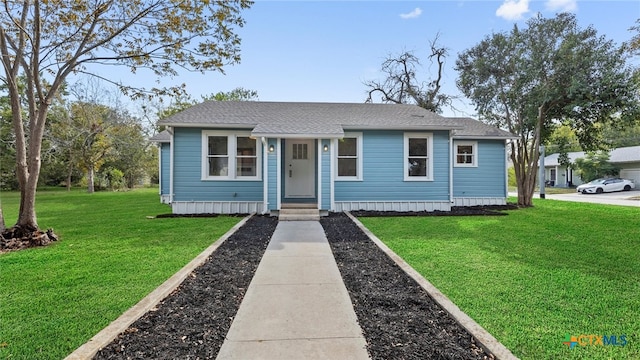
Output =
[
  {"x1": 335, "y1": 133, "x2": 362, "y2": 180},
  {"x1": 202, "y1": 131, "x2": 261, "y2": 180},
  {"x1": 454, "y1": 141, "x2": 477, "y2": 167},
  {"x1": 404, "y1": 133, "x2": 433, "y2": 181}
]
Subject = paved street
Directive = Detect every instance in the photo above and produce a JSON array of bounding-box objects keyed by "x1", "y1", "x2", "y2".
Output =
[{"x1": 510, "y1": 190, "x2": 640, "y2": 207}]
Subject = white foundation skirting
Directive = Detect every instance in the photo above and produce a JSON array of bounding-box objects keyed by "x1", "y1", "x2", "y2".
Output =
[
  {"x1": 171, "y1": 201, "x2": 263, "y2": 214},
  {"x1": 334, "y1": 201, "x2": 451, "y2": 212},
  {"x1": 453, "y1": 197, "x2": 506, "y2": 207}
]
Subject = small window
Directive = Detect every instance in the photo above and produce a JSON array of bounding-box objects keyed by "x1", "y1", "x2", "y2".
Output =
[
  {"x1": 202, "y1": 131, "x2": 261, "y2": 180},
  {"x1": 335, "y1": 133, "x2": 362, "y2": 180},
  {"x1": 404, "y1": 133, "x2": 433, "y2": 181},
  {"x1": 208, "y1": 136, "x2": 229, "y2": 176},
  {"x1": 236, "y1": 136, "x2": 257, "y2": 177},
  {"x1": 454, "y1": 141, "x2": 477, "y2": 167}
]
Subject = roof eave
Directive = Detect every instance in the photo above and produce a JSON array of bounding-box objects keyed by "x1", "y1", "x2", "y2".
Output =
[
  {"x1": 157, "y1": 122, "x2": 257, "y2": 129},
  {"x1": 341, "y1": 125, "x2": 463, "y2": 131},
  {"x1": 250, "y1": 132, "x2": 345, "y2": 139},
  {"x1": 453, "y1": 135, "x2": 519, "y2": 140}
]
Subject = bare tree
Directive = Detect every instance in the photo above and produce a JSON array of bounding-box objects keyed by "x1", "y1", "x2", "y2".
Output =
[
  {"x1": 365, "y1": 35, "x2": 452, "y2": 114},
  {"x1": 0, "y1": 0, "x2": 251, "y2": 236}
]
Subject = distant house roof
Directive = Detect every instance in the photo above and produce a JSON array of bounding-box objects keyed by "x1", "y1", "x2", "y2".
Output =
[
  {"x1": 544, "y1": 145, "x2": 640, "y2": 166},
  {"x1": 157, "y1": 101, "x2": 515, "y2": 139}
]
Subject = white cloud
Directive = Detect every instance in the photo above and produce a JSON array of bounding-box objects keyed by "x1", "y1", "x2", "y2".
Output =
[
  {"x1": 400, "y1": 8, "x2": 422, "y2": 19},
  {"x1": 496, "y1": 0, "x2": 530, "y2": 21},
  {"x1": 545, "y1": 0, "x2": 578, "y2": 13}
]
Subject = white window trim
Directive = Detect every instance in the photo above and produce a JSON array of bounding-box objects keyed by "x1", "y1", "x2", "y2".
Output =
[
  {"x1": 404, "y1": 132, "x2": 433, "y2": 181},
  {"x1": 201, "y1": 130, "x2": 262, "y2": 181},
  {"x1": 334, "y1": 132, "x2": 363, "y2": 181},
  {"x1": 454, "y1": 141, "x2": 478, "y2": 168}
]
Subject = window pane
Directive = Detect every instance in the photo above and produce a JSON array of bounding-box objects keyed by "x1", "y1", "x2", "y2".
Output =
[
  {"x1": 237, "y1": 158, "x2": 256, "y2": 176},
  {"x1": 209, "y1": 157, "x2": 228, "y2": 176},
  {"x1": 237, "y1": 137, "x2": 256, "y2": 156},
  {"x1": 338, "y1": 158, "x2": 357, "y2": 177},
  {"x1": 457, "y1": 155, "x2": 473, "y2": 164},
  {"x1": 208, "y1": 136, "x2": 227, "y2": 156},
  {"x1": 457, "y1": 145, "x2": 473, "y2": 155},
  {"x1": 408, "y1": 158, "x2": 427, "y2": 176},
  {"x1": 409, "y1": 138, "x2": 427, "y2": 156},
  {"x1": 338, "y1": 138, "x2": 357, "y2": 157},
  {"x1": 293, "y1": 143, "x2": 308, "y2": 160}
]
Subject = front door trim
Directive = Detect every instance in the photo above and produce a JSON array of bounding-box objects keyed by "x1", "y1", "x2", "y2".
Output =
[{"x1": 282, "y1": 138, "x2": 317, "y2": 202}]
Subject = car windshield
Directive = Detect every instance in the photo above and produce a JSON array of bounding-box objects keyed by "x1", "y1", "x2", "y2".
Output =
[{"x1": 588, "y1": 179, "x2": 606, "y2": 184}]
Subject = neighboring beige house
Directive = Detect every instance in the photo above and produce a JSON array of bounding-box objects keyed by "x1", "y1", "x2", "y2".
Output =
[{"x1": 544, "y1": 145, "x2": 640, "y2": 187}]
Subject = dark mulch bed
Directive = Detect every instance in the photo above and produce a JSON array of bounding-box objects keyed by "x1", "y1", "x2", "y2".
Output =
[
  {"x1": 93, "y1": 207, "x2": 503, "y2": 359},
  {"x1": 351, "y1": 203, "x2": 519, "y2": 217},
  {"x1": 321, "y1": 212, "x2": 495, "y2": 360},
  {"x1": 93, "y1": 215, "x2": 277, "y2": 360}
]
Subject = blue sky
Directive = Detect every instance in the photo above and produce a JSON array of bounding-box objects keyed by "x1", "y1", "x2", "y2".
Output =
[{"x1": 116, "y1": 1, "x2": 640, "y2": 117}]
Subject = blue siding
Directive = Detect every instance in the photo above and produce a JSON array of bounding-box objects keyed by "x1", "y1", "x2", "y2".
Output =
[
  {"x1": 267, "y1": 138, "x2": 278, "y2": 210},
  {"x1": 334, "y1": 130, "x2": 450, "y2": 201},
  {"x1": 453, "y1": 140, "x2": 506, "y2": 197},
  {"x1": 321, "y1": 139, "x2": 331, "y2": 210},
  {"x1": 172, "y1": 128, "x2": 263, "y2": 202},
  {"x1": 160, "y1": 143, "x2": 171, "y2": 196}
]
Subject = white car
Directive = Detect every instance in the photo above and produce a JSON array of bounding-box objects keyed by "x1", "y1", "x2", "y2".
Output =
[{"x1": 576, "y1": 178, "x2": 635, "y2": 194}]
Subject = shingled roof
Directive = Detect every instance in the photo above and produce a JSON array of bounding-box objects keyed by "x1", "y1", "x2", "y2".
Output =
[
  {"x1": 447, "y1": 117, "x2": 517, "y2": 139},
  {"x1": 157, "y1": 101, "x2": 515, "y2": 139},
  {"x1": 544, "y1": 146, "x2": 640, "y2": 166}
]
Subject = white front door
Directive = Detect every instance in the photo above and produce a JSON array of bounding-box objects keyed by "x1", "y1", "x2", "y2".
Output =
[{"x1": 285, "y1": 139, "x2": 315, "y2": 198}]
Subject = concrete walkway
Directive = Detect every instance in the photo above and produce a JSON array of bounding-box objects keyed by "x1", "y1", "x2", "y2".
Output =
[{"x1": 216, "y1": 221, "x2": 369, "y2": 360}]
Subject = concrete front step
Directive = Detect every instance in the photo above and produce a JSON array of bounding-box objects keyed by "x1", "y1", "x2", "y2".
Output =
[{"x1": 279, "y1": 208, "x2": 321, "y2": 221}]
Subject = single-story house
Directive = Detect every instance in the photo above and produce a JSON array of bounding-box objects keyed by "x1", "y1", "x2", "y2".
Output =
[
  {"x1": 150, "y1": 101, "x2": 516, "y2": 215},
  {"x1": 544, "y1": 145, "x2": 640, "y2": 187}
]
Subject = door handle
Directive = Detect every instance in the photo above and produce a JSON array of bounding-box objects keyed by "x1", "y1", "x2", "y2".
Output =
[{"x1": 289, "y1": 170, "x2": 292, "y2": 178}]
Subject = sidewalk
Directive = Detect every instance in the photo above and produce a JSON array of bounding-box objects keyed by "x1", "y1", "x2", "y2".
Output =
[{"x1": 216, "y1": 221, "x2": 370, "y2": 360}]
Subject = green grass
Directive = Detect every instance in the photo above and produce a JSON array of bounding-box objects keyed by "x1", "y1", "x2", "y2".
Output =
[
  {"x1": 359, "y1": 200, "x2": 639, "y2": 360},
  {"x1": 0, "y1": 188, "x2": 241, "y2": 360}
]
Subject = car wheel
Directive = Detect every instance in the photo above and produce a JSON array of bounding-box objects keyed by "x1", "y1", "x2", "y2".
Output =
[
  {"x1": 596, "y1": 187, "x2": 604, "y2": 194},
  {"x1": 624, "y1": 185, "x2": 631, "y2": 191}
]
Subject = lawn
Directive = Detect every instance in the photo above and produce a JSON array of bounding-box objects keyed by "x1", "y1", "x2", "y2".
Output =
[
  {"x1": 358, "y1": 200, "x2": 639, "y2": 360},
  {"x1": 0, "y1": 187, "x2": 242, "y2": 360}
]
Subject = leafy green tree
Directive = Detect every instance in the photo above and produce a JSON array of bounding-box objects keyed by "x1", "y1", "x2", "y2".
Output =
[
  {"x1": 574, "y1": 152, "x2": 621, "y2": 182},
  {"x1": 600, "y1": 121, "x2": 640, "y2": 148},
  {"x1": 456, "y1": 13, "x2": 638, "y2": 207},
  {"x1": 205, "y1": 88, "x2": 259, "y2": 102},
  {"x1": 546, "y1": 124, "x2": 582, "y2": 175},
  {"x1": 104, "y1": 119, "x2": 153, "y2": 189},
  {"x1": 0, "y1": 0, "x2": 252, "y2": 233},
  {"x1": 70, "y1": 102, "x2": 114, "y2": 193}
]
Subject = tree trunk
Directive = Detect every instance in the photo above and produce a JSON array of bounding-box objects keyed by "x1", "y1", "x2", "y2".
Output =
[
  {"x1": 87, "y1": 166, "x2": 95, "y2": 193},
  {"x1": 512, "y1": 138, "x2": 538, "y2": 207},
  {"x1": 16, "y1": 109, "x2": 48, "y2": 231},
  {"x1": 0, "y1": 205, "x2": 5, "y2": 232}
]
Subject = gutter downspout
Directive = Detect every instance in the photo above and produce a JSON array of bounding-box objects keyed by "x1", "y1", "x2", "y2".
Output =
[
  {"x1": 262, "y1": 137, "x2": 268, "y2": 214},
  {"x1": 505, "y1": 139, "x2": 509, "y2": 200},
  {"x1": 449, "y1": 131, "x2": 454, "y2": 205},
  {"x1": 317, "y1": 140, "x2": 322, "y2": 210},
  {"x1": 168, "y1": 127, "x2": 174, "y2": 204},
  {"x1": 156, "y1": 142, "x2": 162, "y2": 196}
]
